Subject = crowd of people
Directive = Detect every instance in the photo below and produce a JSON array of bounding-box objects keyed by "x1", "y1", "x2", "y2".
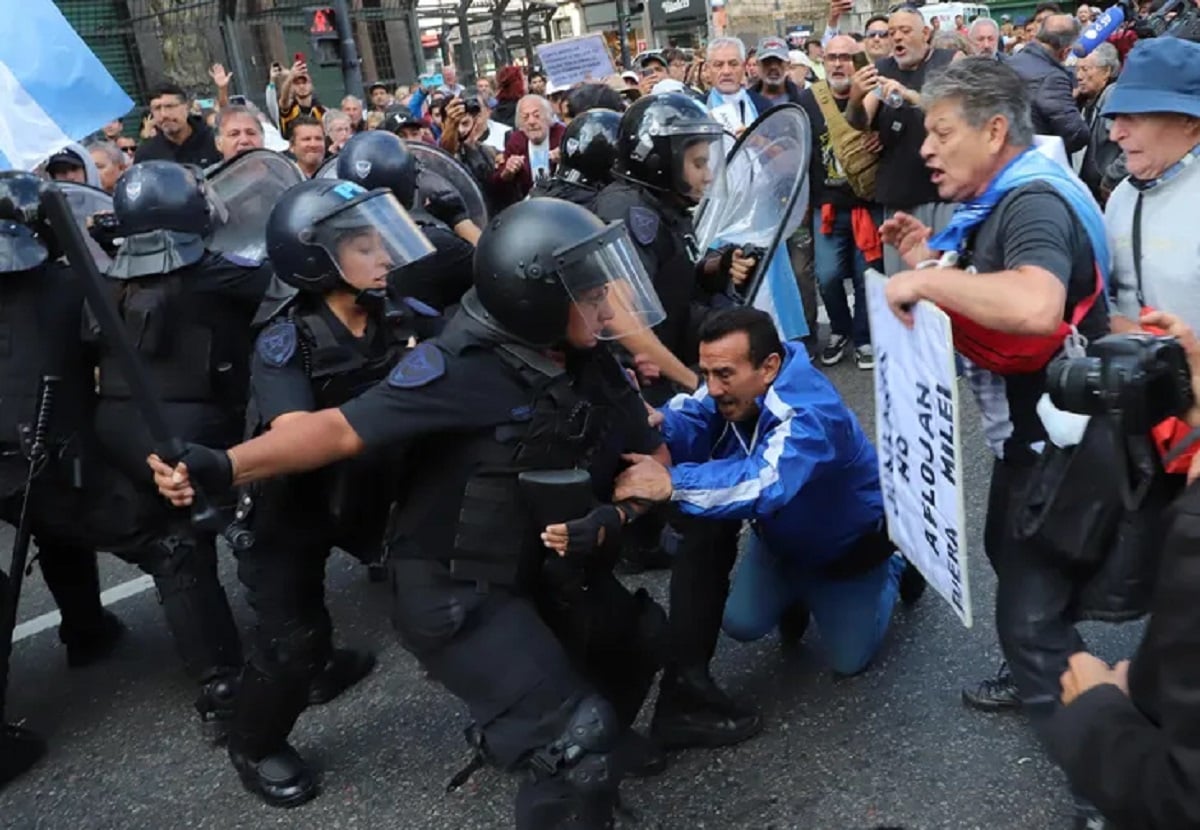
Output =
[{"x1": 5, "y1": 1, "x2": 1200, "y2": 828}]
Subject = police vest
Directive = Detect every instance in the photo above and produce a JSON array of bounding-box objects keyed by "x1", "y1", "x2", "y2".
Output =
[
  {"x1": 389, "y1": 337, "x2": 608, "y2": 588},
  {"x1": 92, "y1": 264, "x2": 250, "y2": 406}
]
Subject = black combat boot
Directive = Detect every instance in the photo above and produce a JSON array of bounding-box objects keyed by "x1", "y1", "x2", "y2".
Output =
[
  {"x1": 307, "y1": 648, "x2": 376, "y2": 706},
  {"x1": 650, "y1": 666, "x2": 762, "y2": 750},
  {"x1": 228, "y1": 663, "x2": 317, "y2": 808},
  {"x1": 195, "y1": 670, "x2": 240, "y2": 742},
  {"x1": 0, "y1": 724, "x2": 46, "y2": 788},
  {"x1": 961, "y1": 661, "x2": 1022, "y2": 712},
  {"x1": 60, "y1": 609, "x2": 126, "y2": 669}
]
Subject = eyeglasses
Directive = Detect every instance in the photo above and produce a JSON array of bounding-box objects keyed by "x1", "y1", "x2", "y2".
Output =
[
  {"x1": 865, "y1": 30, "x2": 891, "y2": 38},
  {"x1": 119, "y1": 145, "x2": 136, "y2": 155},
  {"x1": 824, "y1": 53, "x2": 858, "y2": 62}
]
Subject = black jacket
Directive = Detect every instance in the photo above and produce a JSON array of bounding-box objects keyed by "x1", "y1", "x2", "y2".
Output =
[
  {"x1": 1007, "y1": 43, "x2": 1090, "y2": 153},
  {"x1": 748, "y1": 78, "x2": 806, "y2": 109},
  {"x1": 1047, "y1": 481, "x2": 1200, "y2": 829},
  {"x1": 133, "y1": 116, "x2": 221, "y2": 168}
]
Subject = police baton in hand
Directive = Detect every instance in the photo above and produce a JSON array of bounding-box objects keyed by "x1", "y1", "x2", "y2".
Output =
[{"x1": 39, "y1": 184, "x2": 253, "y2": 550}]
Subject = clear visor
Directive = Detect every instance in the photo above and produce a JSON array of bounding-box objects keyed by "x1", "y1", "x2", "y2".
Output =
[
  {"x1": 206, "y1": 151, "x2": 305, "y2": 261},
  {"x1": 667, "y1": 128, "x2": 727, "y2": 205},
  {"x1": 555, "y1": 223, "x2": 666, "y2": 340},
  {"x1": 0, "y1": 222, "x2": 48, "y2": 272},
  {"x1": 304, "y1": 191, "x2": 435, "y2": 287}
]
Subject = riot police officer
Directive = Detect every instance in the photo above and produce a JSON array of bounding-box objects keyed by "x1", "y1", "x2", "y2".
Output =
[
  {"x1": 591, "y1": 93, "x2": 754, "y2": 405},
  {"x1": 87, "y1": 160, "x2": 267, "y2": 736},
  {"x1": 0, "y1": 172, "x2": 123, "y2": 788},
  {"x1": 149, "y1": 198, "x2": 673, "y2": 829},
  {"x1": 530, "y1": 108, "x2": 621, "y2": 207},
  {"x1": 227, "y1": 178, "x2": 441, "y2": 806},
  {"x1": 336, "y1": 131, "x2": 474, "y2": 311},
  {"x1": 592, "y1": 93, "x2": 763, "y2": 751}
]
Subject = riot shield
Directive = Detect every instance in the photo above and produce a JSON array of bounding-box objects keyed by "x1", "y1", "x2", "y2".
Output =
[
  {"x1": 406, "y1": 141, "x2": 489, "y2": 228},
  {"x1": 205, "y1": 149, "x2": 305, "y2": 263},
  {"x1": 315, "y1": 155, "x2": 339, "y2": 180},
  {"x1": 56, "y1": 181, "x2": 114, "y2": 270},
  {"x1": 694, "y1": 104, "x2": 811, "y2": 303}
]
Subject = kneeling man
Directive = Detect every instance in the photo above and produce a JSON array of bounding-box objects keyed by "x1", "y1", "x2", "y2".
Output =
[{"x1": 616, "y1": 307, "x2": 920, "y2": 676}]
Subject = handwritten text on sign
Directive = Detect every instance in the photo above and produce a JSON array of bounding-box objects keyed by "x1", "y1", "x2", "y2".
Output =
[
  {"x1": 864, "y1": 270, "x2": 972, "y2": 627},
  {"x1": 535, "y1": 34, "x2": 616, "y2": 90}
]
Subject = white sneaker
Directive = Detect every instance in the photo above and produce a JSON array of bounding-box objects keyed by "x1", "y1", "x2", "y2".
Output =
[{"x1": 855, "y1": 344, "x2": 875, "y2": 370}]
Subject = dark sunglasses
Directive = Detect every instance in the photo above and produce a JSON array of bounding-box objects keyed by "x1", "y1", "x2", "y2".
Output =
[
  {"x1": 119, "y1": 145, "x2": 137, "y2": 154},
  {"x1": 865, "y1": 30, "x2": 891, "y2": 38}
]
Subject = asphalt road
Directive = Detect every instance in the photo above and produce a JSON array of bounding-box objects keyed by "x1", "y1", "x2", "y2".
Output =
[{"x1": 0, "y1": 356, "x2": 1144, "y2": 830}]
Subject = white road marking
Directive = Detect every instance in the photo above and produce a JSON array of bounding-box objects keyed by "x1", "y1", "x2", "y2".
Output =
[{"x1": 10, "y1": 575, "x2": 155, "y2": 643}]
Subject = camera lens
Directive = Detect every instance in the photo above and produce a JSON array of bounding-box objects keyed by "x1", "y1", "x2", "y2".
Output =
[{"x1": 1047, "y1": 356, "x2": 1105, "y2": 416}]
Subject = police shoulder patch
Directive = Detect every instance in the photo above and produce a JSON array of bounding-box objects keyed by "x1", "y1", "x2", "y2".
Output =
[
  {"x1": 402, "y1": 295, "x2": 440, "y2": 317},
  {"x1": 387, "y1": 342, "x2": 446, "y2": 388},
  {"x1": 628, "y1": 206, "x2": 660, "y2": 246},
  {"x1": 257, "y1": 320, "x2": 297, "y2": 368}
]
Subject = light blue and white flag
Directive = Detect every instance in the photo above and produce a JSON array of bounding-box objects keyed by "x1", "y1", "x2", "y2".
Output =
[{"x1": 0, "y1": 0, "x2": 134, "y2": 171}]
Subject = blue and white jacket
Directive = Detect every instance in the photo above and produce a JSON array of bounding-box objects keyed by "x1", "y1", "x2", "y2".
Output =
[{"x1": 661, "y1": 343, "x2": 884, "y2": 567}]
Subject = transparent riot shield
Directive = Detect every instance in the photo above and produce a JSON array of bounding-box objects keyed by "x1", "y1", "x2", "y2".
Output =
[{"x1": 205, "y1": 149, "x2": 305, "y2": 263}]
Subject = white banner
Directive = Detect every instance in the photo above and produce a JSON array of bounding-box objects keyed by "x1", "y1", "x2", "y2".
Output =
[
  {"x1": 865, "y1": 270, "x2": 972, "y2": 627},
  {"x1": 535, "y1": 34, "x2": 616, "y2": 90}
]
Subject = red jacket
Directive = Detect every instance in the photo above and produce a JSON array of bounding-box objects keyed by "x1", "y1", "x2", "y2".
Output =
[{"x1": 497, "y1": 122, "x2": 566, "y2": 201}]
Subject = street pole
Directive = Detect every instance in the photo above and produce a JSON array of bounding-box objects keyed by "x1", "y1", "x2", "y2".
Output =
[
  {"x1": 331, "y1": 0, "x2": 365, "y2": 100},
  {"x1": 773, "y1": 0, "x2": 785, "y2": 36},
  {"x1": 615, "y1": 0, "x2": 631, "y2": 68}
]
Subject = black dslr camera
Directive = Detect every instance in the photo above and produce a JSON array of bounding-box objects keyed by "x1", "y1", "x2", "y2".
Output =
[{"x1": 1047, "y1": 333, "x2": 1195, "y2": 432}]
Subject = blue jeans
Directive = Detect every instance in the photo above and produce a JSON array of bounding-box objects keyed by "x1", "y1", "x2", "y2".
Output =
[
  {"x1": 722, "y1": 532, "x2": 903, "y2": 676},
  {"x1": 812, "y1": 209, "x2": 872, "y2": 347}
]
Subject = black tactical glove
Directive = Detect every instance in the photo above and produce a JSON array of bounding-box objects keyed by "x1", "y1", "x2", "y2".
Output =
[
  {"x1": 424, "y1": 186, "x2": 470, "y2": 228},
  {"x1": 170, "y1": 442, "x2": 234, "y2": 497},
  {"x1": 562, "y1": 505, "x2": 625, "y2": 557},
  {"x1": 87, "y1": 211, "x2": 124, "y2": 255}
]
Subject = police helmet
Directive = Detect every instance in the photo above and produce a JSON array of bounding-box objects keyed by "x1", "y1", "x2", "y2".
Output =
[
  {"x1": 0, "y1": 171, "x2": 53, "y2": 273},
  {"x1": 473, "y1": 198, "x2": 665, "y2": 347},
  {"x1": 336, "y1": 131, "x2": 419, "y2": 210},
  {"x1": 559, "y1": 108, "x2": 622, "y2": 188},
  {"x1": 113, "y1": 161, "x2": 211, "y2": 237},
  {"x1": 615, "y1": 92, "x2": 725, "y2": 202},
  {"x1": 266, "y1": 178, "x2": 433, "y2": 294}
]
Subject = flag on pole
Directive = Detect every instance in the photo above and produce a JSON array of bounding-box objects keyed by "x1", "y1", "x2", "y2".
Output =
[{"x1": 0, "y1": 0, "x2": 134, "y2": 171}]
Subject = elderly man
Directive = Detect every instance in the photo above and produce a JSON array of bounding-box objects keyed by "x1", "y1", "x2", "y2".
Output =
[
  {"x1": 1075, "y1": 43, "x2": 1124, "y2": 203},
  {"x1": 340, "y1": 95, "x2": 365, "y2": 132},
  {"x1": 1008, "y1": 15, "x2": 1090, "y2": 152},
  {"x1": 969, "y1": 17, "x2": 1003, "y2": 58},
  {"x1": 86, "y1": 140, "x2": 128, "y2": 193},
  {"x1": 705, "y1": 37, "x2": 771, "y2": 131},
  {"x1": 214, "y1": 104, "x2": 265, "y2": 162},
  {"x1": 1105, "y1": 39, "x2": 1200, "y2": 336},
  {"x1": 499, "y1": 94, "x2": 565, "y2": 201},
  {"x1": 845, "y1": 6, "x2": 961, "y2": 275},
  {"x1": 323, "y1": 110, "x2": 354, "y2": 154},
  {"x1": 878, "y1": 56, "x2": 1113, "y2": 825}
]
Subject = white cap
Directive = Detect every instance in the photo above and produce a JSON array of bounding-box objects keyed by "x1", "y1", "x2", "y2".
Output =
[
  {"x1": 788, "y1": 49, "x2": 808, "y2": 66},
  {"x1": 651, "y1": 78, "x2": 686, "y2": 95}
]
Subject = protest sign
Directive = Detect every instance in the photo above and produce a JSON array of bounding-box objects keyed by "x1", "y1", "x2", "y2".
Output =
[
  {"x1": 535, "y1": 35, "x2": 616, "y2": 89},
  {"x1": 865, "y1": 269, "x2": 972, "y2": 627}
]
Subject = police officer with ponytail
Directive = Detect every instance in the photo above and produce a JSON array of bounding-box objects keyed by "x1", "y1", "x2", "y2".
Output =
[{"x1": 225, "y1": 177, "x2": 439, "y2": 807}]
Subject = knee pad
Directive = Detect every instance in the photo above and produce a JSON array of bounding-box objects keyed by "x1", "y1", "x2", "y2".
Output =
[{"x1": 527, "y1": 695, "x2": 619, "y2": 794}]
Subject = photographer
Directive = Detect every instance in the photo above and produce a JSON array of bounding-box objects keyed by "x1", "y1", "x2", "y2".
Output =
[{"x1": 1047, "y1": 308, "x2": 1200, "y2": 830}]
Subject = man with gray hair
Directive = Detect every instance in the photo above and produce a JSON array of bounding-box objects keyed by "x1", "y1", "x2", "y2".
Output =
[
  {"x1": 1008, "y1": 14, "x2": 1090, "y2": 152},
  {"x1": 968, "y1": 16, "x2": 1003, "y2": 58},
  {"x1": 1074, "y1": 42, "x2": 1124, "y2": 202},
  {"x1": 214, "y1": 104, "x2": 266, "y2": 162},
  {"x1": 499, "y1": 93, "x2": 564, "y2": 202},
  {"x1": 339, "y1": 95, "x2": 365, "y2": 132},
  {"x1": 877, "y1": 62, "x2": 1111, "y2": 828},
  {"x1": 84, "y1": 139, "x2": 128, "y2": 193},
  {"x1": 706, "y1": 36, "x2": 772, "y2": 130}
]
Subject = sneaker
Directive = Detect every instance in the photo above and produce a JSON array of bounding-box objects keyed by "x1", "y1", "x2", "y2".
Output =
[
  {"x1": 961, "y1": 662, "x2": 1022, "y2": 712},
  {"x1": 855, "y1": 344, "x2": 875, "y2": 370},
  {"x1": 821, "y1": 334, "x2": 849, "y2": 366}
]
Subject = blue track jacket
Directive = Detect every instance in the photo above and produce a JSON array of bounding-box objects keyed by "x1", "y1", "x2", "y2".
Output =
[{"x1": 661, "y1": 343, "x2": 884, "y2": 567}]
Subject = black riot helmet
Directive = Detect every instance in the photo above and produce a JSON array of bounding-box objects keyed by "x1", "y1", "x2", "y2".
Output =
[
  {"x1": 0, "y1": 171, "x2": 53, "y2": 273},
  {"x1": 558, "y1": 108, "x2": 622, "y2": 188},
  {"x1": 615, "y1": 92, "x2": 725, "y2": 204},
  {"x1": 336, "y1": 131, "x2": 419, "y2": 210},
  {"x1": 265, "y1": 178, "x2": 433, "y2": 294},
  {"x1": 472, "y1": 198, "x2": 665, "y2": 347},
  {"x1": 113, "y1": 160, "x2": 211, "y2": 237}
]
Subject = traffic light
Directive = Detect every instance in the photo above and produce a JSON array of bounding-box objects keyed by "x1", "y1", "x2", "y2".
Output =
[{"x1": 307, "y1": 6, "x2": 341, "y2": 67}]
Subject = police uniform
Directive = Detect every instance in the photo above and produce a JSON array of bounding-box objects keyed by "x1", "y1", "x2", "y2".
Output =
[
  {"x1": 227, "y1": 290, "x2": 441, "y2": 797},
  {"x1": 390, "y1": 209, "x2": 474, "y2": 311},
  {"x1": 530, "y1": 176, "x2": 600, "y2": 207},
  {"x1": 342, "y1": 302, "x2": 667, "y2": 820}
]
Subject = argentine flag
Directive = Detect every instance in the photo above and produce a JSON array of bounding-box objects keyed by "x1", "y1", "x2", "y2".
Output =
[{"x1": 0, "y1": 0, "x2": 134, "y2": 171}]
